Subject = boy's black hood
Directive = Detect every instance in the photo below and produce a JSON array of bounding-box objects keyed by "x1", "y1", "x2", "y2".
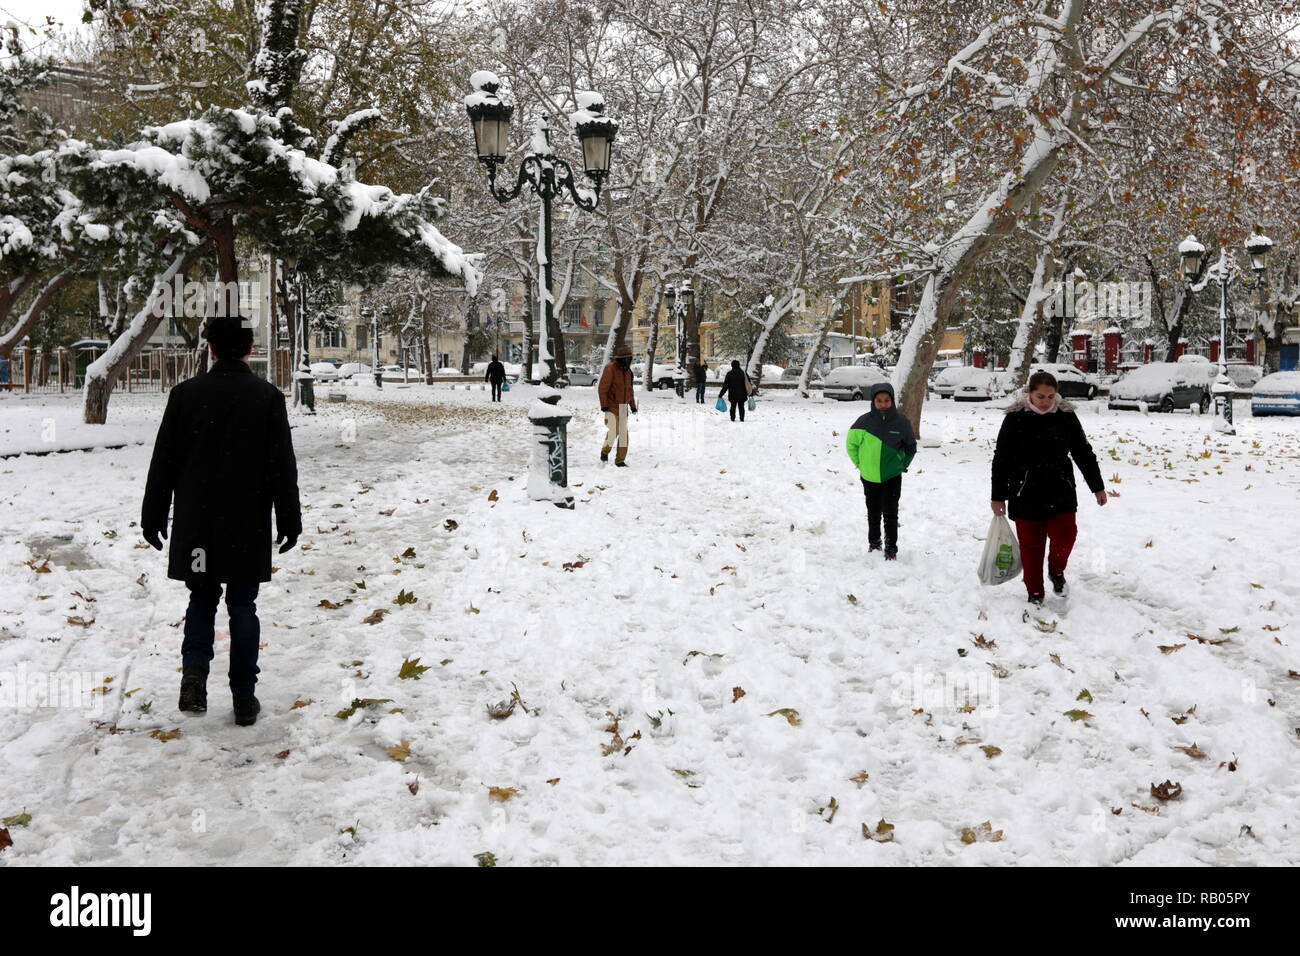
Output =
[{"x1": 851, "y1": 382, "x2": 916, "y2": 452}]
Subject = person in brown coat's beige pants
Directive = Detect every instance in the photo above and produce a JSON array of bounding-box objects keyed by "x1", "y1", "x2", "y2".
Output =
[{"x1": 599, "y1": 344, "x2": 638, "y2": 465}]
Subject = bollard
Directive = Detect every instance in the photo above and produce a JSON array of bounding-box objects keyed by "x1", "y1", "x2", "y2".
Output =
[
  {"x1": 297, "y1": 373, "x2": 316, "y2": 412},
  {"x1": 527, "y1": 385, "x2": 574, "y2": 509}
]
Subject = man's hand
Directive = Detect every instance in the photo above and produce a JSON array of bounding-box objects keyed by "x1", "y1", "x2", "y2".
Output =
[
  {"x1": 276, "y1": 532, "x2": 299, "y2": 554},
  {"x1": 143, "y1": 525, "x2": 167, "y2": 551},
  {"x1": 1095, "y1": 490, "x2": 1108, "y2": 507},
  {"x1": 990, "y1": 501, "x2": 1006, "y2": 516},
  {"x1": 630, "y1": 406, "x2": 638, "y2": 414},
  {"x1": 601, "y1": 406, "x2": 609, "y2": 413}
]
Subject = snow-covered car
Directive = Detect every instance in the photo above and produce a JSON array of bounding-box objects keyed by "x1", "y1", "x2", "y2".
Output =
[
  {"x1": 1250, "y1": 371, "x2": 1300, "y2": 416},
  {"x1": 336, "y1": 362, "x2": 370, "y2": 379},
  {"x1": 501, "y1": 362, "x2": 522, "y2": 383},
  {"x1": 1026, "y1": 363, "x2": 1100, "y2": 399},
  {"x1": 633, "y1": 362, "x2": 685, "y2": 390},
  {"x1": 435, "y1": 367, "x2": 462, "y2": 376},
  {"x1": 931, "y1": 365, "x2": 979, "y2": 398},
  {"x1": 780, "y1": 366, "x2": 822, "y2": 383},
  {"x1": 953, "y1": 369, "x2": 1013, "y2": 401},
  {"x1": 1107, "y1": 361, "x2": 1217, "y2": 413},
  {"x1": 470, "y1": 361, "x2": 490, "y2": 376},
  {"x1": 1223, "y1": 363, "x2": 1264, "y2": 389},
  {"x1": 565, "y1": 365, "x2": 598, "y2": 386},
  {"x1": 821, "y1": 365, "x2": 890, "y2": 401},
  {"x1": 309, "y1": 361, "x2": 340, "y2": 382}
]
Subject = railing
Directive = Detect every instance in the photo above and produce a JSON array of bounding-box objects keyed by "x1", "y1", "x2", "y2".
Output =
[{"x1": 0, "y1": 347, "x2": 293, "y2": 394}]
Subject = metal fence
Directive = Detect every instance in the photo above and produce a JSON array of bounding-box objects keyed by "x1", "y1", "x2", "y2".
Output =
[{"x1": 0, "y1": 347, "x2": 293, "y2": 394}]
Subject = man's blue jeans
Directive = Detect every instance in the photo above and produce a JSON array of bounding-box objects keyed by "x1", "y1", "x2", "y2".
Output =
[{"x1": 182, "y1": 580, "x2": 261, "y2": 697}]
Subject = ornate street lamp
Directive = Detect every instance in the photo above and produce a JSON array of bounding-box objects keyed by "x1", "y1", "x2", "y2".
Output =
[
  {"x1": 466, "y1": 72, "x2": 616, "y2": 508},
  {"x1": 1245, "y1": 230, "x2": 1272, "y2": 276}
]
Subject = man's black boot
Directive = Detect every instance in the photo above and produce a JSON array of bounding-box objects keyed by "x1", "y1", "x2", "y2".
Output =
[
  {"x1": 179, "y1": 671, "x2": 207, "y2": 713},
  {"x1": 1049, "y1": 573, "x2": 1067, "y2": 595},
  {"x1": 233, "y1": 695, "x2": 261, "y2": 727}
]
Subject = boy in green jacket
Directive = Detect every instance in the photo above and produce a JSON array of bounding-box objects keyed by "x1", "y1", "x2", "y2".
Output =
[{"x1": 845, "y1": 382, "x2": 918, "y2": 559}]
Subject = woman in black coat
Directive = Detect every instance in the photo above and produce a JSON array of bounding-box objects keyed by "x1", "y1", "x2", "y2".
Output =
[
  {"x1": 990, "y1": 369, "x2": 1107, "y2": 605},
  {"x1": 718, "y1": 360, "x2": 751, "y2": 422}
]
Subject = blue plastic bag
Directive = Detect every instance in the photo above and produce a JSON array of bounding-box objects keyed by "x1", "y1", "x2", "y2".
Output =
[
  {"x1": 747, "y1": 396, "x2": 756, "y2": 411},
  {"x1": 715, "y1": 396, "x2": 727, "y2": 412},
  {"x1": 502, "y1": 381, "x2": 511, "y2": 392}
]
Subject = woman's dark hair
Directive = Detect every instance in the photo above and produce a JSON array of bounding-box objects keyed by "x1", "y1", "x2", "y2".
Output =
[
  {"x1": 203, "y1": 316, "x2": 254, "y2": 360},
  {"x1": 731, "y1": 360, "x2": 741, "y2": 369},
  {"x1": 1026, "y1": 370, "x2": 1058, "y2": 392}
]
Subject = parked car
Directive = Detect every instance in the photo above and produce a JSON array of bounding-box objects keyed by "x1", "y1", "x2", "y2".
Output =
[
  {"x1": 563, "y1": 365, "x2": 598, "y2": 386},
  {"x1": 931, "y1": 365, "x2": 979, "y2": 398},
  {"x1": 821, "y1": 364, "x2": 890, "y2": 401},
  {"x1": 1224, "y1": 363, "x2": 1264, "y2": 389},
  {"x1": 309, "y1": 361, "x2": 340, "y2": 382},
  {"x1": 953, "y1": 369, "x2": 1013, "y2": 401},
  {"x1": 435, "y1": 367, "x2": 462, "y2": 376},
  {"x1": 1026, "y1": 362, "x2": 1100, "y2": 399},
  {"x1": 336, "y1": 362, "x2": 370, "y2": 379},
  {"x1": 780, "y1": 366, "x2": 822, "y2": 383},
  {"x1": 633, "y1": 362, "x2": 684, "y2": 390},
  {"x1": 1108, "y1": 361, "x2": 1217, "y2": 413},
  {"x1": 1250, "y1": 371, "x2": 1300, "y2": 416}
]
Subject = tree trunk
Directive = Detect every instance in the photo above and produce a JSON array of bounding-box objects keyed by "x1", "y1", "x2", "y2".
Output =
[
  {"x1": 422, "y1": 301, "x2": 434, "y2": 384},
  {"x1": 1006, "y1": 249, "x2": 1056, "y2": 389},
  {"x1": 0, "y1": 270, "x2": 77, "y2": 359},
  {"x1": 522, "y1": 275, "x2": 534, "y2": 382},
  {"x1": 83, "y1": 245, "x2": 208, "y2": 424},
  {"x1": 643, "y1": 285, "x2": 662, "y2": 393}
]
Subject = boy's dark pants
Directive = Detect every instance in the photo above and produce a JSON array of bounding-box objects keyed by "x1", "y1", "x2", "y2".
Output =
[
  {"x1": 491, "y1": 382, "x2": 502, "y2": 401},
  {"x1": 695, "y1": 381, "x2": 707, "y2": 403},
  {"x1": 182, "y1": 580, "x2": 261, "y2": 697},
  {"x1": 860, "y1": 476, "x2": 901, "y2": 550}
]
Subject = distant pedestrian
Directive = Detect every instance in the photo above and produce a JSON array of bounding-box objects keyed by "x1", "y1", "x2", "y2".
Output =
[
  {"x1": 599, "y1": 343, "x2": 638, "y2": 465},
  {"x1": 693, "y1": 360, "x2": 709, "y2": 403},
  {"x1": 991, "y1": 369, "x2": 1106, "y2": 606},
  {"x1": 485, "y1": 353, "x2": 506, "y2": 401},
  {"x1": 845, "y1": 383, "x2": 916, "y2": 559},
  {"x1": 719, "y1": 360, "x2": 751, "y2": 421},
  {"x1": 141, "y1": 316, "x2": 302, "y2": 726}
]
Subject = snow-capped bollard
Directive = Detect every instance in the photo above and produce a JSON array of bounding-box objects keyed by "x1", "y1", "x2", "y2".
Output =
[
  {"x1": 528, "y1": 385, "x2": 574, "y2": 509},
  {"x1": 294, "y1": 368, "x2": 316, "y2": 413}
]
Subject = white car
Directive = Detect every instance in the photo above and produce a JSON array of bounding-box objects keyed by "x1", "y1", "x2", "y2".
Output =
[
  {"x1": 336, "y1": 362, "x2": 370, "y2": 379},
  {"x1": 1025, "y1": 362, "x2": 1100, "y2": 399},
  {"x1": 953, "y1": 369, "x2": 1013, "y2": 401},
  {"x1": 1223, "y1": 364, "x2": 1264, "y2": 389},
  {"x1": 633, "y1": 362, "x2": 685, "y2": 389},
  {"x1": 435, "y1": 367, "x2": 462, "y2": 376},
  {"x1": 821, "y1": 365, "x2": 891, "y2": 401},
  {"x1": 931, "y1": 365, "x2": 980, "y2": 398},
  {"x1": 309, "y1": 361, "x2": 339, "y2": 382},
  {"x1": 1108, "y1": 361, "x2": 1217, "y2": 413}
]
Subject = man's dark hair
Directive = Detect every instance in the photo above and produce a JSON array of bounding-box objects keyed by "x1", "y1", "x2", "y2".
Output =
[
  {"x1": 1027, "y1": 370, "x2": 1058, "y2": 392},
  {"x1": 492, "y1": 353, "x2": 499, "y2": 361},
  {"x1": 204, "y1": 316, "x2": 254, "y2": 360}
]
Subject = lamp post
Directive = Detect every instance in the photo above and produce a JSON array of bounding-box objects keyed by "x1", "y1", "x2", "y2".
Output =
[
  {"x1": 464, "y1": 71, "x2": 617, "y2": 388},
  {"x1": 665, "y1": 282, "x2": 694, "y2": 396}
]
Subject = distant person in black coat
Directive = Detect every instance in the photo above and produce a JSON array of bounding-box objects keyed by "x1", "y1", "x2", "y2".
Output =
[
  {"x1": 693, "y1": 361, "x2": 709, "y2": 403},
  {"x1": 141, "y1": 315, "x2": 302, "y2": 726},
  {"x1": 719, "y1": 360, "x2": 751, "y2": 421},
  {"x1": 485, "y1": 354, "x2": 507, "y2": 401},
  {"x1": 991, "y1": 369, "x2": 1106, "y2": 606}
]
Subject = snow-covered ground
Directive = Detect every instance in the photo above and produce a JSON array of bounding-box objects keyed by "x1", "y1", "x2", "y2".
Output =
[{"x1": 1, "y1": 382, "x2": 1297, "y2": 865}]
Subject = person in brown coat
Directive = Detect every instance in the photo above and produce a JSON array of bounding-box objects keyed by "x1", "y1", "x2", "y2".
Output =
[{"x1": 598, "y1": 343, "x2": 638, "y2": 465}]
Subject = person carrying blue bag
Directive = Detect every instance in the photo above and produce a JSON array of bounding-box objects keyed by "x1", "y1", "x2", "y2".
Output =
[
  {"x1": 845, "y1": 382, "x2": 916, "y2": 560},
  {"x1": 718, "y1": 360, "x2": 751, "y2": 421}
]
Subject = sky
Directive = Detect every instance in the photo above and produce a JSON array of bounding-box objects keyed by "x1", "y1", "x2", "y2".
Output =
[{"x1": 1, "y1": 0, "x2": 90, "y2": 57}]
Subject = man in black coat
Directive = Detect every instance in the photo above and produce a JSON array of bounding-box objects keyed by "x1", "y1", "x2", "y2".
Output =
[
  {"x1": 485, "y1": 353, "x2": 507, "y2": 401},
  {"x1": 141, "y1": 315, "x2": 302, "y2": 726},
  {"x1": 719, "y1": 360, "x2": 751, "y2": 421},
  {"x1": 693, "y1": 360, "x2": 709, "y2": 404}
]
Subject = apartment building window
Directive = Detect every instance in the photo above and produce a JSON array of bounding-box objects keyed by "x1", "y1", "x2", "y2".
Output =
[
  {"x1": 315, "y1": 328, "x2": 345, "y2": 349},
  {"x1": 593, "y1": 302, "x2": 605, "y2": 327},
  {"x1": 356, "y1": 325, "x2": 368, "y2": 350},
  {"x1": 564, "y1": 301, "x2": 583, "y2": 328}
]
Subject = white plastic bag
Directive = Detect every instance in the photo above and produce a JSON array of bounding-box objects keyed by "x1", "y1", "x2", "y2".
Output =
[{"x1": 977, "y1": 515, "x2": 1022, "y2": 586}]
